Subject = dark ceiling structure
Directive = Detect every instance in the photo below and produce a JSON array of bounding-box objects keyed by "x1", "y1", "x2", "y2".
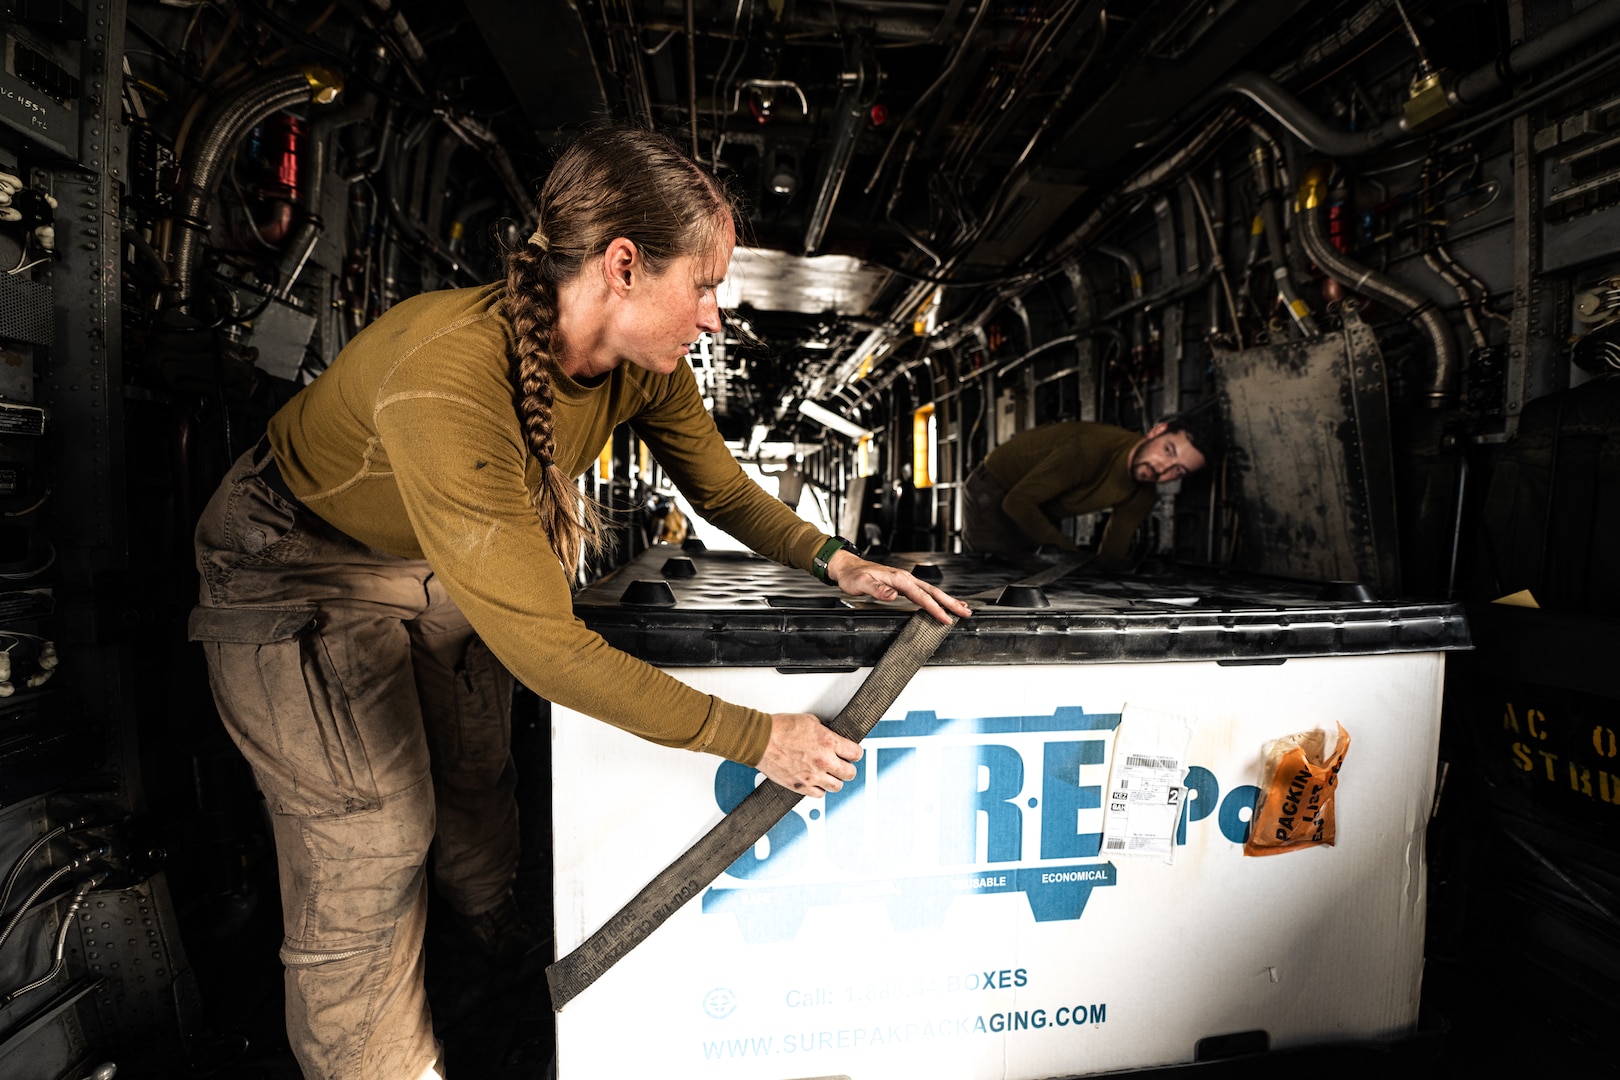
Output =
[{"x1": 400, "y1": 0, "x2": 1523, "y2": 441}]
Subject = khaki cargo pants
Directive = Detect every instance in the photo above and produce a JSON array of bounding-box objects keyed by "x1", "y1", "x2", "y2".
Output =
[
  {"x1": 190, "y1": 440, "x2": 517, "y2": 1080},
  {"x1": 961, "y1": 466, "x2": 1035, "y2": 555}
]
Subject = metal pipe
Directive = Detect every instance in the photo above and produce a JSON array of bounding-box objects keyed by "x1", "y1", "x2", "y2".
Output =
[
  {"x1": 804, "y1": 60, "x2": 871, "y2": 254},
  {"x1": 1094, "y1": 245, "x2": 1144, "y2": 299},
  {"x1": 1221, "y1": 70, "x2": 1406, "y2": 157},
  {"x1": 731, "y1": 79, "x2": 811, "y2": 117},
  {"x1": 439, "y1": 112, "x2": 536, "y2": 228},
  {"x1": 1253, "y1": 140, "x2": 1319, "y2": 338},
  {"x1": 1423, "y1": 250, "x2": 1487, "y2": 350},
  {"x1": 1296, "y1": 165, "x2": 1458, "y2": 406},
  {"x1": 1208, "y1": 2, "x2": 1620, "y2": 158},
  {"x1": 1453, "y1": 0, "x2": 1620, "y2": 103},
  {"x1": 1048, "y1": 105, "x2": 1241, "y2": 264},
  {"x1": 686, "y1": 0, "x2": 699, "y2": 158}
]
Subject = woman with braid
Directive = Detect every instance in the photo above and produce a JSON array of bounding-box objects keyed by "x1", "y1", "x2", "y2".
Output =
[{"x1": 189, "y1": 126, "x2": 969, "y2": 1080}]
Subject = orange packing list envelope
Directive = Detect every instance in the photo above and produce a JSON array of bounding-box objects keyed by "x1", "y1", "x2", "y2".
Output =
[{"x1": 1243, "y1": 723, "x2": 1351, "y2": 857}]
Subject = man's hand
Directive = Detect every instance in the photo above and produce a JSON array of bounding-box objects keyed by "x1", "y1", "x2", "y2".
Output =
[
  {"x1": 757, "y1": 712, "x2": 862, "y2": 797},
  {"x1": 826, "y1": 549, "x2": 973, "y2": 625}
]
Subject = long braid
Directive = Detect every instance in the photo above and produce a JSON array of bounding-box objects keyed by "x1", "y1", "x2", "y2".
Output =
[
  {"x1": 502, "y1": 125, "x2": 737, "y2": 573},
  {"x1": 504, "y1": 244, "x2": 606, "y2": 573}
]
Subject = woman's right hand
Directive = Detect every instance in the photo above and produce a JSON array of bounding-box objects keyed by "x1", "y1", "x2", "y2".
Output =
[{"x1": 757, "y1": 713, "x2": 862, "y2": 797}]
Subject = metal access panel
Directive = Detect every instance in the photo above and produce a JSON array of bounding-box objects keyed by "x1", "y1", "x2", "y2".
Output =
[
  {"x1": 0, "y1": 22, "x2": 82, "y2": 159},
  {"x1": 1214, "y1": 312, "x2": 1402, "y2": 595}
]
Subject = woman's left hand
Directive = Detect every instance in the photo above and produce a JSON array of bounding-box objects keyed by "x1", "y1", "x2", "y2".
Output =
[{"x1": 826, "y1": 549, "x2": 973, "y2": 625}]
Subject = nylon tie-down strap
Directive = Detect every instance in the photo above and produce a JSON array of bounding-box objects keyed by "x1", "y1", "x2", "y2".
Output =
[{"x1": 545, "y1": 552, "x2": 1093, "y2": 1011}]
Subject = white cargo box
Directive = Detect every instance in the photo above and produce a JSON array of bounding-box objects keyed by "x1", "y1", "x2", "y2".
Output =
[{"x1": 552, "y1": 550, "x2": 1467, "y2": 1079}]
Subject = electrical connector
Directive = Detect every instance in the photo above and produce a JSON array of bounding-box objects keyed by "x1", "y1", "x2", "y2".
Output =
[{"x1": 1403, "y1": 70, "x2": 1456, "y2": 131}]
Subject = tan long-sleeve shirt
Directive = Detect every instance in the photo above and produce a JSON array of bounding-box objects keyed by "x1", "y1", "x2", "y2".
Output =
[
  {"x1": 981, "y1": 421, "x2": 1155, "y2": 563},
  {"x1": 267, "y1": 284, "x2": 825, "y2": 766}
]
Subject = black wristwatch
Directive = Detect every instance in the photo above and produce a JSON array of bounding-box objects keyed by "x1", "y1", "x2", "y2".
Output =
[{"x1": 812, "y1": 535, "x2": 855, "y2": 584}]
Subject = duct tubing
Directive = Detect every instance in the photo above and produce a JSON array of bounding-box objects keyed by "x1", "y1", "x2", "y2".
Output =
[
  {"x1": 1221, "y1": 71, "x2": 1405, "y2": 157},
  {"x1": 170, "y1": 67, "x2": 342, "y2": 315},
  {"x1": 1296, "y1": 165, "x2": 1458, "y2": 407}
]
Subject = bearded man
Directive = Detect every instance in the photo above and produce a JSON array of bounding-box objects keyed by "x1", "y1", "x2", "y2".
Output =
[{"x1": 961, "y1": 412, "x2": 1217, "y2": 567}]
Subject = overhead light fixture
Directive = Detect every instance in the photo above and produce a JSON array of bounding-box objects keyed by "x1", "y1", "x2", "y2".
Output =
[
  {"x1": 913, "y1": 404, "x2": 937, "y2": 488},
  {"x1": 768, "y1": 155, "x2": 799, "y2": 199},
  {"x1": 798, "y1": 399, "x2": 873, "y2": 441}
]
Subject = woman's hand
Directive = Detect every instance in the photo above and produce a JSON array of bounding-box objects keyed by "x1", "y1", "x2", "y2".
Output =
[
  {"x1": 757, "y1": 712, "x2": 862, "y2": 797},
  {"x1": 826, "y1": 549, "x2": 973, "y2": 625}
]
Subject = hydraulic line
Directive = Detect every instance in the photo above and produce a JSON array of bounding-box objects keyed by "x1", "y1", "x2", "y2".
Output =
[
  {"x1": 0, "y1": 874, "x2": 104, "y2": 1008},
  {"x1": 1187, "y1": 174, "x2": 1242, "y2": 346},
  {"x1": 0, "y1": 849, "x2": 106, "y2": 955},
  {"x1": 0, "y1": 827, "x2": 67, "y2": 915},
  {"x1": 1422, "y1": 248, "x2": 1487, "y2": 350},
  {"x1": 1252, "y1": 140, "x2": 1320, "y2": 339},
  {"x1": 1452, "y1": 0, "x2": 1620, "y2": 102},
  {"x1": 0, "y1": 818, "x2": 88, "y2": 915},
  {"x1": 1296, "y1": 165, "x2": 1458, "y2": 406}
]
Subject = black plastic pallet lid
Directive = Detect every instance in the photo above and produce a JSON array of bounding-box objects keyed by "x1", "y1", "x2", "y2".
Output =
[{"x1": 572, "y1": 546, "x2": 1471, "y2": 667}]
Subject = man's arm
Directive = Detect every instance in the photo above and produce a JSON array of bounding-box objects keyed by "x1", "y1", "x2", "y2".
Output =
[
  {"x1": 997, "y1": 449, "x2": 1083, "y2": 550},
  {"x1": 1095, "y1": 485, "x2": 1156, "y2": 567}
]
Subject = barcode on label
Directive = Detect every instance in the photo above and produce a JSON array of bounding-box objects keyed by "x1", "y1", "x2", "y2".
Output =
[
  {"x1": 1105, "y1": 837, "x2": 1127, "y2": 850},
  {"x1": 1125, "y1": 754, "x2": 1179, "y2": 769}
]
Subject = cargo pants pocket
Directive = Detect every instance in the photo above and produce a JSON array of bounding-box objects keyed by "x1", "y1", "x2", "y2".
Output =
[{"x1": 190, "y1": 604, "x2": 381, "y2": 817}]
